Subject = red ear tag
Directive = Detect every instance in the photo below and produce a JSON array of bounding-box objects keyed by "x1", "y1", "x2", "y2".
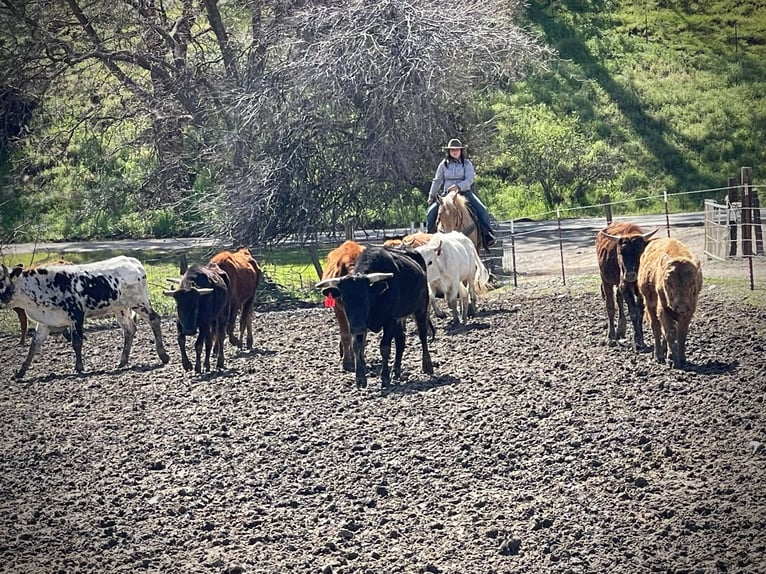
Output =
[{"x1": 324, "y1": 294, "x2": 335, "y2": 308}]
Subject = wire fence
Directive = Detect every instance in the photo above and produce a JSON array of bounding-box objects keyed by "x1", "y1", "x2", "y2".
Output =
[{"x1": 487, "y1": 181, "x2": 765, "y2": 290}]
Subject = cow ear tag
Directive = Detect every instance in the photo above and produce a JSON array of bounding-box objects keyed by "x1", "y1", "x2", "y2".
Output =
[{"x1": 324, "y1": 294, "x2": 335, "y2": 308}]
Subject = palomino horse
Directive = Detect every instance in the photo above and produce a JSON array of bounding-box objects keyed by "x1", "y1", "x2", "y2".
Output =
[{"x1": 436, "y1": 189, "x2": 482, "y2": 253}]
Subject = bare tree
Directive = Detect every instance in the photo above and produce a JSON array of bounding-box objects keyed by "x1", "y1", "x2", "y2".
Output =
[{"x1": 0, "y1": 0, "x2": 552, "y2": 244}]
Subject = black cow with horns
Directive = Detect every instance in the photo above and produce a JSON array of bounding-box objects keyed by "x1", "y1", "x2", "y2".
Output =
[
  {"x1": 316, "y1": 245, "x2": 434, "y2": 389},
  {"x1": 164, "y1": 263, "x2": 230, "y2": 373}
]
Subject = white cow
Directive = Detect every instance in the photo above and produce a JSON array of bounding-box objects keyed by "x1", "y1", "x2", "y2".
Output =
[
  {"x1": 416, "y1": 231, "x2": 491, "y2": 324},
  {"x1": 0, "y1": 256, "x2": 170, "y2": 379}
]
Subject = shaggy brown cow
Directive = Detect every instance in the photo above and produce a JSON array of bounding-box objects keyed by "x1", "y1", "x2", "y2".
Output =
[
  {"x1": 596, "y1": 222, "x2": 657, "y2": 350},
  {"x1": 638, "y1": 237, "x2": 703, "y2": 368},
  {"x1": 210, "y1": 248, "x2": 262, "y2": 350},
  {"x1": 322, "y1": 240, "x2": 365, "y2": 372}
]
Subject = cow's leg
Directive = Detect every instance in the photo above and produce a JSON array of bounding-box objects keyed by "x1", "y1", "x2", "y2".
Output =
[
  {"x1": 177, "y1": 323, "x2": 192, "y2": 371},
  {"x1": 227, "y1": 303, "x2": 241, "y2": 348},
  {"x1": 215, "y1": 320, "x2": 226, "y2": 370},
  {"x1": 661, "y1": 314, "x2": 680, "y2": 368},
  {"x1": 602, "y1": 283, "x2": 617, "y2": 344},
  {"x1": 70, "y1": 319, "x2": 86, "y2": 373},
  {"x1": 379, "y1": 325, "x2": 395, "y2": 387},
  {"x1": 414, "y1": 310, "x2": 434, "y2": 376},
  {"x1": 674, "y1": 314, "x2": 692, "y2": 368},
  {"x1": 652, "y1": 311, "x2": 668, "y2": 363},
  {"x1": 391, "y1": 319, "x2": 407, "y2": 382},
  {"x1": 242, "y1": 297, "x2": 255, "y2": 350},
  {"x1": 114, "y1": 310, "x2": 137, "y2": 368},
  {"x1": 352, "y1": 332, "x2": 367, "y2": 388},
  {"x1": 428, "y1": 286, "x2": 447, "y2": 319},
  {"x1": 621, "y1": 283, "x2": 645, "y2": 351},
  {"x1": 615, "y1": 288, "x2": 627, "y2": 340},
  {"x1": 335, "y1": 303, "x2": 355, "y2": 372},
  {"x1": 15, "y1": 324, "x2": 51, "y2": 379},
  {"x1": 466, "y1": 279, "x2": 477, "y2": 318},
  {"x1": 14, "y1": 307, "x2": 27, "y2": 346},
  {"x1": 135, "y1": 304, "x2": 170, "y2": 365},
  {"x1": 458, "y1": 281, "x2": 470, "y2": 324},
  {"x1": 194, "y1": 328, "x2": 206, "y2": 373},
  {"x1": 447, "y1": 286, "x2": 461, "y2": 325}
]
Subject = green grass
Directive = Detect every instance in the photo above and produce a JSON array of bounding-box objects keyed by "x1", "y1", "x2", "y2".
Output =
[{"x1": 0, "y1": 246, "x2": 332, "y2": 336}]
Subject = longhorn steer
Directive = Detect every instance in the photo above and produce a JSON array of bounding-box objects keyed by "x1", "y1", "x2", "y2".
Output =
[
  {"x1": 596, "y1": 222, "x2": 658, "y2": 350},
  {"x1": 316, "y1": 246, "x2": 433, "y2": 388},
  {"x1": 164, "y1": 263, "x2": 230, "y2": 373},
  {"x1": 13, "y1": 259, "x2": 72, "y2": 345},
  {"x1": 210, "y1": 247, "x2": 262, "y2": 350},
  {"x1": 0, "y1": 256, "x2": 170, "y2": 379},
  {"x1": 415, "y1": 231, "x2": 491, "y2": 324},
  {"x1": 638, "y1": 237, "x2": 703, "y2": 368},
  {"x1": 321, "y1": 241, "x2": 366, "y2": 372}
]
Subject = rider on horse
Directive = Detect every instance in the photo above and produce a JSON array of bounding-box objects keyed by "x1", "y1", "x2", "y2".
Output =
[{"x1": 426, "y1": 138, "x2": 496, "y2": 248}]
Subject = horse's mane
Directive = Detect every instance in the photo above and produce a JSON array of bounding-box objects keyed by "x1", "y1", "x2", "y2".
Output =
[{"x1": 437, "y1": 190, "x2": 468, "y2": 232}]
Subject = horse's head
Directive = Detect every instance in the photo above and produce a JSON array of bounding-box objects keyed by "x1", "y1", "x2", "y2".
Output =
[
  {"x1": 436, "y1": 190, "x2": 481, "y2": 250},
  {"x1": 436, "y1": 190, "x2": 467, "y2": 234}
]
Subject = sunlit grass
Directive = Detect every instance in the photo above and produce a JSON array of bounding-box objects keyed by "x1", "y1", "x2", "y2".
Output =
[{"x1": 0, "y1": 246, "x2": 333, "y2": 336}]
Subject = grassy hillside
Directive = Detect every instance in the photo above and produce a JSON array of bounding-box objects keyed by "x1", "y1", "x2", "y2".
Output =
[{"x1": 482, "y1": 0, "x2": 766, "y2": 219}]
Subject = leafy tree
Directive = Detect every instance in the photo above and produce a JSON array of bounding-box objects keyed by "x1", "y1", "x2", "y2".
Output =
[{"x1": 490, "y1": 103, "x2": 620, "y2": 210}]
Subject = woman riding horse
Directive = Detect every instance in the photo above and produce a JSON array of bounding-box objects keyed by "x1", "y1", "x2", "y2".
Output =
[{"x1": 426, "y1": 138, "x2": 496, "y2": 249}]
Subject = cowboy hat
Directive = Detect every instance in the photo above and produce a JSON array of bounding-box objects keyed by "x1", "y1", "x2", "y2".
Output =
[{"x1": 442, "y1": 138, "x2": 466, "y2": 150}]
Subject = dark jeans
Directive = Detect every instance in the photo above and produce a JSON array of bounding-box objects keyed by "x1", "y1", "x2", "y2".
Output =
[{"x1": 426, "y1": 191, "x2": 494, "y2": 236}]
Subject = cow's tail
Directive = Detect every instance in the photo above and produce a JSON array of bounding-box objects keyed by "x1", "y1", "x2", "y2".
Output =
[
  {"x1": 473, "y1": 252, "x2": 492, "y2": 295},
  {"x1": 428, "y1": 317, "x2": 436, "y2": 343}
]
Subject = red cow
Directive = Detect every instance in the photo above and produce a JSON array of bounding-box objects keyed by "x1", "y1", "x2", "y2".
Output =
[
  {"x1": 596, "y1": 222, "x2": 657, "y2": 350},
  {"x1": 210, "y1": 247, "x2": 262, "y2": 350},
  {"x1": 322, "y1": 241, "x2": 365, "y2": 372}
]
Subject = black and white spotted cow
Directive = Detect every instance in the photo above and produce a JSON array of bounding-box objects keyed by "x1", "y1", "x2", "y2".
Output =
[{"x1": 0, "y1": 256, "x2": 170, "y2": 379}]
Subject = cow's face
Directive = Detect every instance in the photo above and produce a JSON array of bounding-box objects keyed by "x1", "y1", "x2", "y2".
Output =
[
  {"x1": 335, "y1": 277, "x2": 373, "y2": 335},
  {"x1": 617, "y1": 236, "x2": 650, "y2": 283},
  {"x1": 170, "y1": 290, "x2": 204, "y2": 335},
  {"x1": 0, "y1": 264, "x2": 22, "y2": 307},
  {"x1": 662, "y1": 260, "x2": 698, "y2": 314},
  {"x1": 417, "y1": 248, "x2": 440, "y2": 284}
]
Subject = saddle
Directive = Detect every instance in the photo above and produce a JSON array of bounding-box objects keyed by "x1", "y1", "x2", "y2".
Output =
[{"x1": 462, "y1": 201, "x2": 493, "y2": 253}]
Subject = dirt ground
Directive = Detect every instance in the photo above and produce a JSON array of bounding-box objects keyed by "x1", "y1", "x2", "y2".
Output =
[{"x1": 1, "y1": 230, "x2": 765, "y2": 573}]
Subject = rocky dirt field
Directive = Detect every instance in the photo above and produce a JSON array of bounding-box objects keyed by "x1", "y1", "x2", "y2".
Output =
[{"x1": 1, "y1": 247, "x2": 765, "y2": 573}]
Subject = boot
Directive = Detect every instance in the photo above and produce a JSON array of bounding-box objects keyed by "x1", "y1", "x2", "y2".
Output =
[{"x1": 483, "y1": 228, "x2": 496, "y2": 248}]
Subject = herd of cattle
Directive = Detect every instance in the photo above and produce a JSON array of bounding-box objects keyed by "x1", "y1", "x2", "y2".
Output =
[{"x1": 0, "y1": 223, "x2": 703, "y2": 382}]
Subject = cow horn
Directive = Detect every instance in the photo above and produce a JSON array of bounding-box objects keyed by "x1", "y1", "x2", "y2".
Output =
[
  {"x1": 166, "y1": 277, "x2": 181, "y2": 284},
  {"x1": 643, "y1": 228, "x2": 659, "y2": 239},
  {"x1": 162, "y1": 288, "x2": 178, "y2": 296},
  {"x1": 315, "y1": 276, "x2": 344, "y2": 290},
  {"x1": 599, "y1": 230, "x2": 621, "y2": 241},
  {"x1": 367, "y1": 272, "x2": 394, "y2": 284}
]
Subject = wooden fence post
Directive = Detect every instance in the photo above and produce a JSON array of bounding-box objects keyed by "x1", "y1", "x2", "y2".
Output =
[
  {"x1": 748, "y1": 171, "x2": 764, "y2": 255},
  {"x1": 742, "y1": 167, "x2": 753, "y2": 256},
  {"x1": 727, "y1": 176, "x2": 738, "y2": 257},
  {"x1": 602, "y1": 194, "x2": 612, "y2": 225}
]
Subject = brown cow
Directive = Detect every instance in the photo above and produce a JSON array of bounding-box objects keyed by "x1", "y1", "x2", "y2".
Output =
[
  {"x1": 383, "y1": 232, "x2": 432, "y2": 248},
  {"x1": 596, "y1": 222, "x2": 657, "y2": 350},
  {"x1": 322, "y1": 240, "x2": 365, "y2": 372},
  {"x1": 209, "y1": 247, "x2": 262, "y2": 350},
  {"x1": 638, "y1": 237, "x2": 703, "y2": 368}
]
